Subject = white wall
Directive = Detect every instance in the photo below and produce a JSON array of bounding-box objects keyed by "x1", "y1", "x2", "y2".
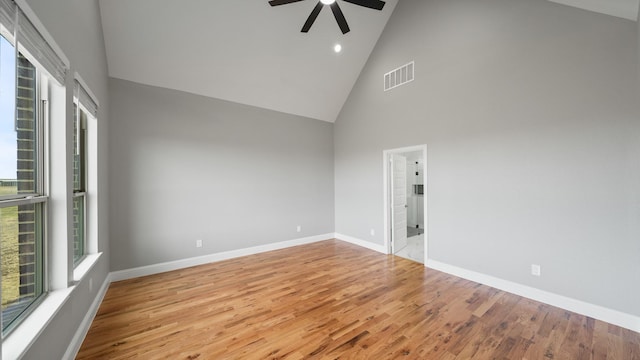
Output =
[
  {"x1": 109, "y1": 79, "x2": 335, "y2": 271},
  {"x1": 334, "y1": 0, "x2": 640, "y2": 318}
]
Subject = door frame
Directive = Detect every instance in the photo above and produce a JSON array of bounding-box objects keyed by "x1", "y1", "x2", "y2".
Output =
[{"x1": 383, "y1": 144, "x2": 428, "y2": 261}]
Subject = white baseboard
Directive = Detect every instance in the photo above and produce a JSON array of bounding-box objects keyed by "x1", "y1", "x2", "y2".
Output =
[
  {"x1": 62, "y1": 274, "x2": 112, "y2": 360},
  {"x1": 110, "y1": 233, "x2": 334, "y2": 282},
  {"x1": 426, "y1": 259, "x2": 640, "y2": 333},
  {"x1": 334, "y1": 233, "x2": 387, "y2": 254}
]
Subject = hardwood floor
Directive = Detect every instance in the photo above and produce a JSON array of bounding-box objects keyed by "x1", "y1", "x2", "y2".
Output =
[{"x1": 77, "y1": 240, "x2": 640, "y2": 359}]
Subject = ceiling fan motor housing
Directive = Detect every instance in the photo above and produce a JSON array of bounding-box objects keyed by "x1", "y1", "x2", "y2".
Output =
[{"x1": 269, "y1": 0, "x2": 386, "y2": 34}]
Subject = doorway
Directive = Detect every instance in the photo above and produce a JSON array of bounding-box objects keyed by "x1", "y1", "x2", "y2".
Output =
[{"x1": 383, "y1": 145, "x2": 427, "y2": 264}]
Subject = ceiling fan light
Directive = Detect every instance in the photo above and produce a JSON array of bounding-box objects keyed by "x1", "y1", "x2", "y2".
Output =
[{"x1": 320, "y1": 0, "x2": 336, "y2": 4}]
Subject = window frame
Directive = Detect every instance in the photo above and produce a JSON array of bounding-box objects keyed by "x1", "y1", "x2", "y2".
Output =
[{"x1": 0, "y1": 37, "x2": 49, "y2": 336}]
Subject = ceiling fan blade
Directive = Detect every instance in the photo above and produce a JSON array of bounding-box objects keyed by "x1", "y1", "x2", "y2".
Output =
[
  {"x1": 301, "y1": 1, "x2": 324, "y2": 33},
  {"x1": 269, "y1": 0, "x2": 305, "y2": 6},
  {"x1": 342, "y1": 0, "x2": 385, "y2": 11},
  {"x1": 330, "y1": 2, "x2": 350, "y2": 34}
]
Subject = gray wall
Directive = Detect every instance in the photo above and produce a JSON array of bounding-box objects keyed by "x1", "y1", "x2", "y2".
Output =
[
  {"x1": 19, "y1": 0, "x2": 111, "y2": 359},
  {"x1": 334, "y1": 0, "x2": 640, "y2": 317},
  {"x1": 109, "y1": 79, "x2": 334, "y2": 271}
]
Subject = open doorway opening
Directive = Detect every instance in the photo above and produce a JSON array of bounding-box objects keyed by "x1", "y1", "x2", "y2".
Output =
[{"x1": 383, "y1": 145, "x2": 427, "y2": 264}]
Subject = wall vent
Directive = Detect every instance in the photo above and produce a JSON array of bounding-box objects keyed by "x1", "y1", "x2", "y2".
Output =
[{"x1": 384, "y1": 61, "x2": 414, "y2": 91}]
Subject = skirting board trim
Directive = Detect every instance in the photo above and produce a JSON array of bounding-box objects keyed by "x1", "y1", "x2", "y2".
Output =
[
  {"x1": 334, "y1": 233, "x2": 387, "y2": 254},
  {"x1": 63, "y1": 275, "x2": 111, "y2": 360},
  {"x1": 426, "y1": 259, "x2": 640, "y2": 333},
  {"x1": 110, "y1": 233, "x2": 335, "y2": 282}
]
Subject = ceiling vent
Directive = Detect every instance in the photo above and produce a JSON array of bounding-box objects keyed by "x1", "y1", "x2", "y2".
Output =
[{"x1": 384, "y1": 61, "x2": 414, "y2": 91}]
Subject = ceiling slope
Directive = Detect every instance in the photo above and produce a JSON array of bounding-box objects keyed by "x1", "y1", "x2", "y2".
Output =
[
  {"x1": 548, "y1": 0, "x2": 639, "y2": 20},
  {"x1": 99, "y1": 0, "x2": 397, "y2": 122}
]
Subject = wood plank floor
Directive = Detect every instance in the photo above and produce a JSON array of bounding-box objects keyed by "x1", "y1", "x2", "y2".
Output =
[{"x1": 77, "y1": 240, "x2": 640, "y2": 359}]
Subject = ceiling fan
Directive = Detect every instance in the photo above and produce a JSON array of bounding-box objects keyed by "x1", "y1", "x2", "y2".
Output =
[{"x1": 269, "y1": 0, "x2": 386, "y2": 34}]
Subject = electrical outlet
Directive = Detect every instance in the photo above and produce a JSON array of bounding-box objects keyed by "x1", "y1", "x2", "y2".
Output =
[
  {"x1": 297, "y1": 225, "x2": 301, "y2": 232},
  {"x1": 196, "y1": 239, "x2": 203, "y2": 248},
  {"x1": 531, "y1": 264, "x2": 541, "y2": 276},
  {"x1": 370, "y1": 229, "x2": 375, "y2": 236}
]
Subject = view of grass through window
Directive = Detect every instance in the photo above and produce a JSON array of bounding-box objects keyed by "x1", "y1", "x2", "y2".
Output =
[
  {"x1": 1, "y1": 34, "x2": 43, "y2": 333},
  {"x1": 1, "y1": 188, "x2": 19, "y2": 305}
]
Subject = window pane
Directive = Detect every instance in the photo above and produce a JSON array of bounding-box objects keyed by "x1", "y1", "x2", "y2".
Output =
[
  {"x1": 0, "y1": 36, "x2": 17, "y2": 196},
  {"x1": 73, "y1": 195, "x2": 85, "y2": 264},
  {"x1": 16, "y1": 52, "x2": 38, "y2": 194},
  {"x1": 1, "y1": 202, "x2": 44, "y2": 333},
  {"x1": 0, "y1": 36, "x2": 38, "y2": 198},
  {"x1": 73, "y1": 104, "x2": 79, "y2": 190},
  {"x1": 73, "y1": 107, "x2": 86, "y2": 192},
  {"x1": 74, "y1": 106, "x2": 87, "y2": 264}
]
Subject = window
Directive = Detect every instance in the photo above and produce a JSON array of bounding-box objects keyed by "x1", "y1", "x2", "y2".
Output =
[
  {"x1": 73, "y1": 104, "x2": 87, "y2": 264},
  {"x1": 1, "y1": 0, "x2": 70, "y2": 341},
  {"x1": 73, "y1": 78, "x2": 98, "y2": 266},
  {"x1": 0, "y1": 35, "x2": 46, "y2": 335}
]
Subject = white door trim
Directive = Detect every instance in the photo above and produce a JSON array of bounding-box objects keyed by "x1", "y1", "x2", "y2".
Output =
[{"x1": 383, "y1": 145, "x2": 428, "y2": 261}]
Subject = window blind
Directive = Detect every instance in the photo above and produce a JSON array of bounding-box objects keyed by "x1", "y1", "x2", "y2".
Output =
[
  {"x1": 0, "y1": 0, "x2": 15, "y2": 37},
  {"x1": 74, "y1": 80, "x2": 98, "y2": 117},
  {"x1": 0, "y1": 0, "x2": 68, "y2": 84}
]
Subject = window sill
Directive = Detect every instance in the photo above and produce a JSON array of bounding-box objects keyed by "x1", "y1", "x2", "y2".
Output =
[
  {"x1": 2, "y1": 287, "x2": 73, "y2": 359},
  {"x1": 3, "y1": 253, "x2": 102, "y2": 359},
  {"x1": 73, "y1": 253, "x2": 102, "y2": 283}
]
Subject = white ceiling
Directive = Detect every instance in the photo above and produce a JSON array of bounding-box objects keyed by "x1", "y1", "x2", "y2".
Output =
[
  {"x1": 99, "y1": 0, "x2": 637, "y2": 123},
  {"x1": 99, "y1": 0, "x2": 398, "y2": 122},
  {"x1": 548, "y1": 0, "x2": 639, "y2": 20}
]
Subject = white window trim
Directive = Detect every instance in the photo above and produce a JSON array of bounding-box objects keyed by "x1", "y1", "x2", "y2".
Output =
[{"x1": 1, "y1": 287, "x2": 74, "y2": 359}]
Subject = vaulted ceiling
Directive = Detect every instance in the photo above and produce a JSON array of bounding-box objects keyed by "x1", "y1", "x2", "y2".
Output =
[
  {"x1": 99, "y1": 0, "x2": 398, "y2": 122},
  {"x1": 98, "y1": 0, "x2": 638, "y2": 123},
  {"x1": 548, "y1": 0, "x2": 639, "y2": 20}
]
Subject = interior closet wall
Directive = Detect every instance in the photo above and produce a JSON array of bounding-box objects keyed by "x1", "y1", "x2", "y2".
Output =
[{"x1": 405, "y1": 151, "x2": 424, "y2": 231}]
